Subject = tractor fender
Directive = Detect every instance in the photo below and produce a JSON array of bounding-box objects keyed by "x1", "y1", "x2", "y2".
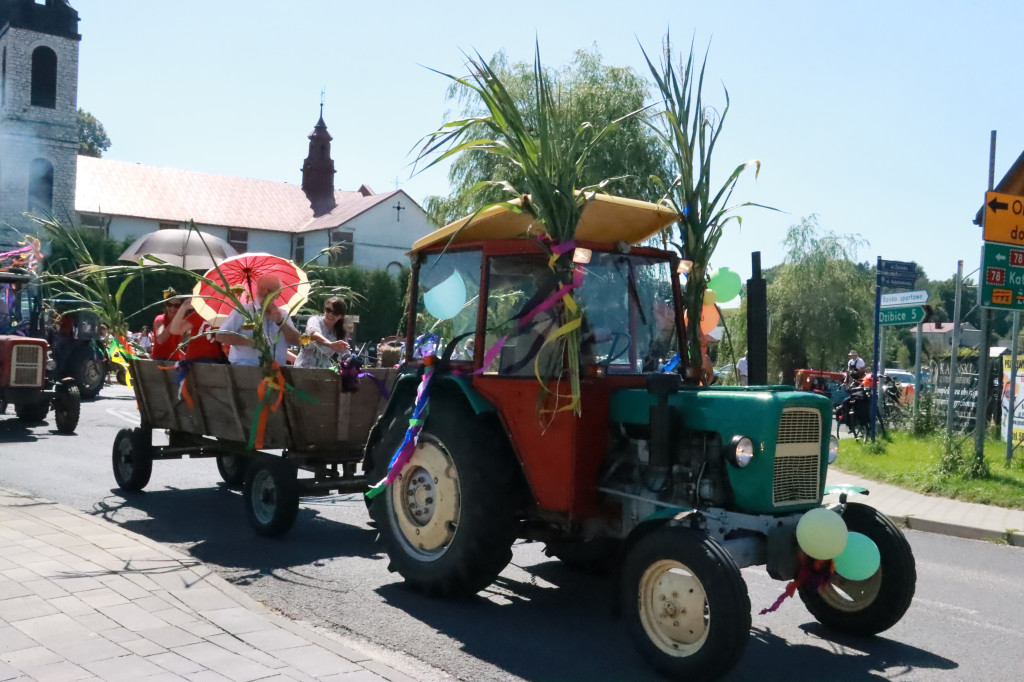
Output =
[{"x1": 361, "y1": 370, "x2": 496, "y2": 469}]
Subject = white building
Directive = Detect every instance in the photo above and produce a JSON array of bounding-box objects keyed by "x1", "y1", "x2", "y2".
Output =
[{"x1": 0, "y1": 1, "x2": 434, "y2": 267}]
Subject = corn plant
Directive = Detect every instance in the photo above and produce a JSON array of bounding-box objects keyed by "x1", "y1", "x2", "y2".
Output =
[
  {"x1": 642, "y1": 34, "x2": 773, "y2": 381},
  {"x1": 416, "y1": 42, "x2": 643, "y2": 412}
]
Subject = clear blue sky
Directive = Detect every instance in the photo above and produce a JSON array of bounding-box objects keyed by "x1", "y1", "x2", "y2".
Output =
[{"x1": 73, "y1": 0, "x2": 1024, "y2": 283}]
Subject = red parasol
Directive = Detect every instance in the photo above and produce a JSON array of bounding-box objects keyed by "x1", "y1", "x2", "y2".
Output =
[{"x1": 191, "y1": 252, "x2": 310, "y2": 323}]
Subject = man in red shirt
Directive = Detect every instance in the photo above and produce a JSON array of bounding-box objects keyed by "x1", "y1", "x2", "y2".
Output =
[
  {"x1": 152, "y1": 292, "x2": 184, "y2": 360},
  {"x1": 168, "y1": 299, "x2": 226, "y2": 363}
]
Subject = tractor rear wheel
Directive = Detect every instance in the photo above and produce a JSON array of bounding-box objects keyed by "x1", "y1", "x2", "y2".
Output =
[
  {"x1": 369, "y1": 401, "x2": 523, "y2": 598},
  {"x1": 14, "y1": 398, "x2": 49, "y2": 422}
]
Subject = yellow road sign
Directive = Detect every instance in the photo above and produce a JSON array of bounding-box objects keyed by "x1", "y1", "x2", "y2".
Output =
[{"x1": 983, "y1": 190, "x2": 1024, "y2": 245}]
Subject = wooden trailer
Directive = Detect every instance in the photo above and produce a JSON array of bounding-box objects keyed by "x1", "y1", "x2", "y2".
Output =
[{"x1": 111, "y1": 359, "x2": 397, "y2": 536}]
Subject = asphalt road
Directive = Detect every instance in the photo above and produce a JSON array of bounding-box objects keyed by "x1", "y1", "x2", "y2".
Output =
[{"x1": 2, "y1": 386, "x2": 1023, "y2": 681}]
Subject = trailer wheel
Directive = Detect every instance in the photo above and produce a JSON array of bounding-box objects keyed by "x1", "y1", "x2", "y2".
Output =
[
  {"x1": 54, "y1": 384, "x2": 81, "y2": 434},
  {"x1": 369, "y1": 403, "x2": 523, "y2": 598},
  {"x1": 216, "y1": 454, "x2": 247, "y2": 486},
  {"x1": 622, "y1": 526, "x2": 751, "y2": 682},
  {"x1": 799, "y1": 502, "x2": 916, "y2": 635},
  {"x1": 244, "y1": 456, "x2": 299, "y2": 537},
  {"x1": 14, "y1": 398, "x2": 49, "y2": 422},
  {"x1": 112, "y1": 428, "x2": 153, "y2": 491}
]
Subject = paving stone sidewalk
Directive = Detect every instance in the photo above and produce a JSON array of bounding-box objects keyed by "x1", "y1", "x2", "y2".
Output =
[{"x1": 0, "y1": 487, "x2": 447, "y2": 682}]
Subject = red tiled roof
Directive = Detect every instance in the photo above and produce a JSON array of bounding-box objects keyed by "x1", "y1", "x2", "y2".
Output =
[{"x1": 75, "y1": 156, "x2": 401, "y2": 234}]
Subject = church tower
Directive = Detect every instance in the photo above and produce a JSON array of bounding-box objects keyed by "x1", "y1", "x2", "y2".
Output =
[
  {"x1": 0, "y1": 0, "x2": 80, "y2": 247},
  {"x1": 301, "y1": 105, "x2": 336, "y2": 217}
]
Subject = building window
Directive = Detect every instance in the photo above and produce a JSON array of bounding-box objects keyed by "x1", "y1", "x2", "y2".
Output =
[
  {"x1": 80, "y1": 214, "x2": 106, "y2": 229},
  {"x1": 329, "y1": 231, "x2": 353, "y2": 266},
  {"x1": 30, "y1": 47, "x2": 57, "y2": 109},
  {"x1": 158, "y1": 222, "x2": 179, "y2": 230},
  {"x1": 28, "y1": 158, "x2": 54, "y2": 212},
  {"x1": 293, "y1": 236, "x2": 305, "y2": 265},
  {"x1": 227, "y1": 228, "x2": 248, "y2": 253}
]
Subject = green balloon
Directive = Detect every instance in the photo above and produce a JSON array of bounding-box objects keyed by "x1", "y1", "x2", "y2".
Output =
[
  {"x1": 833, "y1": 532, "x2": 881, "y2": 581},
  {"x1": 796, "y1": 508, "x2": 848, "y2": 560},
  {"x1": 708, "y1": 267, "x2": 742, "y2": 302}
]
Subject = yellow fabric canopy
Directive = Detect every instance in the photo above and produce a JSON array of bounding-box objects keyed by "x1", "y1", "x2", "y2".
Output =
[{"x1": 411, "y1": 194, "x2": 680, "y2": 253}]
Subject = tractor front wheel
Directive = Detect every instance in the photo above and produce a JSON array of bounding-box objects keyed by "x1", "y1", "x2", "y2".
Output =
[
  {"x1": 54, "y1": 384, "x2": 81, "y2": 434},
  {"x1": 799, "y1": 502, "x2": 916, "y2": 635},
  {"x1": 622, "y1": 526, "x2": 751, "y2": 682}
]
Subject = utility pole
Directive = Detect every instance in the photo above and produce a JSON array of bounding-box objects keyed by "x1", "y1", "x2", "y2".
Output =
[
  {"x1": 946, "y1": 260, "x2": 963, "y2": 435},
  {"x1": 974, "y1": 131, "x2": 997, "y2": 462},
  {"x1": 1006, "y1": 313, "x2": 1019, "y2": 464}
]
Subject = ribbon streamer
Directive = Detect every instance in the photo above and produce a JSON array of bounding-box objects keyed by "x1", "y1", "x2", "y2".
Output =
[
  {"x1": 759, "y1": 555, "x2": 833, "y2": 615},
  {"x1": 365, "y1": 355, "x2": 436, "y2": 500}
]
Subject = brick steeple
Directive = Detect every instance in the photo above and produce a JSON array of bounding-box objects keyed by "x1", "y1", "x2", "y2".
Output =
[{"x1": 301, "y1": 105, "x2": 336, "y2": 216}]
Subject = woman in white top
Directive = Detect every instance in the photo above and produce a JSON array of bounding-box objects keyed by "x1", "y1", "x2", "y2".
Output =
[{"x1": 295, "y1": 297, "x2": 350, "y2": 368}]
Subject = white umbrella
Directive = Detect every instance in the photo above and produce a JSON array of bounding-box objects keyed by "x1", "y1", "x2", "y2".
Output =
[{"x1": 118, "y1": 229, "x2": 239, "y2": 271}]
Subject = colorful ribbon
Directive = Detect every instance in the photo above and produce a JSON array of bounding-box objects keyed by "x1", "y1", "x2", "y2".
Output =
[
  {"x1": 247, "y1": 363, "x2": 315, "y2": 449},
  {"x1": 759, "y1": 554, "x2": 834, "y2": 615},
  {"x1": 365, "y1": 355, "x2": 435, "y2": 500}
]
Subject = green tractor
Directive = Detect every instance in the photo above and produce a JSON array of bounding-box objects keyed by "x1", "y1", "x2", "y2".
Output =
[{"x1": 364, "y1": 196, "x2": 916, "y2": 681}]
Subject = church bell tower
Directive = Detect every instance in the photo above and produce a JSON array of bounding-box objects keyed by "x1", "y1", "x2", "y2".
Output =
[
  {"x1": 0, "y1": 0, "x2": 81, "y2": 247},
  {"x1": 301, "y1": 104, "x2": 337, "y2": 217}
]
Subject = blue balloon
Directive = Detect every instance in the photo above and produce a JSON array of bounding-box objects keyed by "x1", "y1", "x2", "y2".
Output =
[
  {"x1": 833, "y1": 532, "x2": 881, "y2": 581},
  {"x1": 423, "y1": 271, "x2": 467, "y2": 320}
]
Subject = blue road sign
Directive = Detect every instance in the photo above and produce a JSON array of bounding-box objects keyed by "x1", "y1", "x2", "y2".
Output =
[
  {"x1": 877, "y1": 273, "x2": 916, "y2": 289},
  {"x1": 878, "y1": 258, "x2": 916, "y2": 275}
]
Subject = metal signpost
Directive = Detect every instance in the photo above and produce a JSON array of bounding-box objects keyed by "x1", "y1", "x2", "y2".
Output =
[{"x1": 872, "y1": 258, "x2": 918, "y2": 440}]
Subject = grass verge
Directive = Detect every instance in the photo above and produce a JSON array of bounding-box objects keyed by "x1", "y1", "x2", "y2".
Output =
[{"x1": 835, "y1": 431, "x2": 1024, "y2": 510}]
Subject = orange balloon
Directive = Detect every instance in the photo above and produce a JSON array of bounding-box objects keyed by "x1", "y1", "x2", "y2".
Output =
[
  {"x1": 684, "y1": 305, "x2": 721, "y2": 335},
  {"x1": 700, "y1": 304, "x2": 719, "y2": 334}
]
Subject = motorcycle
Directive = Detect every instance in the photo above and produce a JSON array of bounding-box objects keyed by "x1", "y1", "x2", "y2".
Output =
[{"x1": 835, "y1": 375, "x2": 871, "y2": 439}]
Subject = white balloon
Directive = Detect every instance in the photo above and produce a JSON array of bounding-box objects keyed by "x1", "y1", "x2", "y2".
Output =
[{"x1": 423, "y1": 271, "x2": 467, "y2": 321}]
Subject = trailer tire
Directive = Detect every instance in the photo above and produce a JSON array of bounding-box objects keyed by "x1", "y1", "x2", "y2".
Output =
[
  {"x1": 622, "y1": 525, "x2": 751, "y2": 682},
  {"x1": 799, "y1": 503, "x2": 916, "y2": 635},
  {"x1": 112, "y1": 428, "x2": 153, "y2": 491},
  {"x1": 369, "y1": 401, "x2": 523, "y2": 598},
  {"x1": 244, "y1": 456, "x2": 299, "y2": 537},
  {"x1": 54, "y1": 384, "x2": 80, "y2": 434},
  {"x1": 216, "y1": 454, "x2": 247, "y2": 486}
]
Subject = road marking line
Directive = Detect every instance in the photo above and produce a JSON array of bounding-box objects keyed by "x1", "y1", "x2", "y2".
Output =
[{"x1": 106, "y1": 408, "x2": 140, "y2": 426}]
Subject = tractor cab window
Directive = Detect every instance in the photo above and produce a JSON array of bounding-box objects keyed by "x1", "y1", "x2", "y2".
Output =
[
  {"x1": 483, "y1": 252, "x2": 676, "y2": 376},
  {"x1": 412, "y1": 250, "x2": 482, "y2": 358}
]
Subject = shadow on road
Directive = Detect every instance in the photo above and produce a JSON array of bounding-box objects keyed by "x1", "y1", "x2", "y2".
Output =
[
  {"x1": 376, "y1": 555, "x2": 956, "y2": 682},
  {"x1": 91, "y1": 486, "x2": 379, "y2": 581}
]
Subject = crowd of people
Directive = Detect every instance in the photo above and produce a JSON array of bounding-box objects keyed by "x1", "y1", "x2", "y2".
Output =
[{"x1": 127, "y1": 276, "x2": 357, "y2": 371}]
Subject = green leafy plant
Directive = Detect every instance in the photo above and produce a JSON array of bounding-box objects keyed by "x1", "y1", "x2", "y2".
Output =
[
  {"x1": 416, "y1": 42, "x2": 643, "y2": 412},
  {"x1": 642, "y1": 35, "x2": 773, "y2": 381}
]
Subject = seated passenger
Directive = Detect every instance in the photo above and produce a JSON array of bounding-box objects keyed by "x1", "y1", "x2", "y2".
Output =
[
  {"x1": 167, "y1": 299, "x2": 227, "y2": 364},
  {"x1": 295, "y1": 297, "x2": 350, "y2": 368},
  {"x1": 216, "y1": 274, "x2": 300, "y2": 367}
]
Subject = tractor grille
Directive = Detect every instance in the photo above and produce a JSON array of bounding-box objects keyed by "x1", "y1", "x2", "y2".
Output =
[
  {"x1": 772, "y1": 408, "x2": 822, "y2": 506},
  {"x1": 11, "y1": 344, "x2": 44, "y2": 387}
]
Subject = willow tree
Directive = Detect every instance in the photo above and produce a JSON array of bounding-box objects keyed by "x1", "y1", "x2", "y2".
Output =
[
  {"x1": 417, "y1": 43, "x2": 640, "y2": 412},
  {"x1": 643, "y1": 36, "x2": 770, "y2": 382}
]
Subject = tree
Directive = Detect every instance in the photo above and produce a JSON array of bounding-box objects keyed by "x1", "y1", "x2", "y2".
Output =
[
  {"x1": 766, "y1": 216, "x2": 874, "y2": 383},
  {"x1": 77, "y1": 108, "x2": 111, "y2": 157},
  {"x1": 422, "y1": 46, "x2": 669, "y2": 226}
]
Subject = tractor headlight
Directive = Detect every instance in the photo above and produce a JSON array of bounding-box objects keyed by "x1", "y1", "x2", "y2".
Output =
[
  {"x1": 46, "y1": 358, "x2": 57, "y2": 371},
  {"x1": 828, "y1": 435, "x2": 839, "y2": 464},
  {"x1": 727, "y1": 435, "x2": 755, "y2": 468}
]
